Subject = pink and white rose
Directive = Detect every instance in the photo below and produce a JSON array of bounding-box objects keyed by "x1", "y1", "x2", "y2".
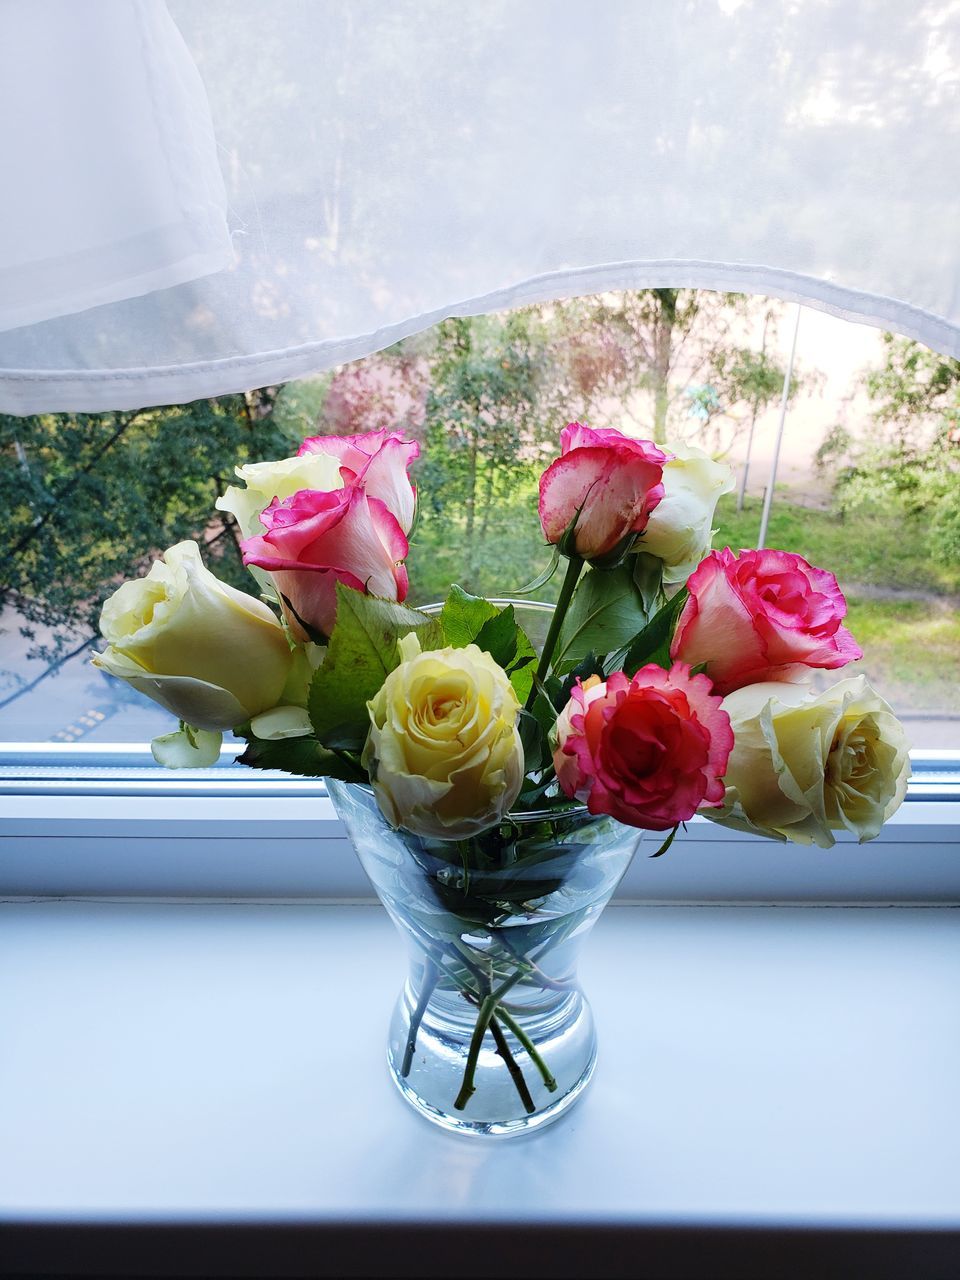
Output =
[
  {"x1": 298, "y1": 428, "x2": 419, "y2": 534},
  {"x1": 552, "y1": 663, "x2": 733, "y2": 831},
  {"x1": 538, "y1": 423, "x2": 667, "y2": 561},
  {"x1": 240, "y1": 486, "x2": 409, "y2": 638},
  {"x1": 670, "y1": 548, "x2": 862, "y2": 695}
]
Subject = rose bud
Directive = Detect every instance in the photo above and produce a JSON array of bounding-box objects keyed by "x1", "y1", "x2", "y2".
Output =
[
  {"x1": 538, "y1": 423, "x2": 667, "y2": 563},
  {"x1": 670, "y1": 548, "x2": 862, "y2": 695},
  {"x1": 709, "y1": 675, "x2": 911, "y2": 847},
  {"x1": 92, "y1": 541, "x2": 292, "y2": 731},
  {"x1": 553, "y1": 664, "x2": 733, "y2": 831},
  {"x1": 240, "y1": 486, "x2": 409, "y2": 639},
  {"x1": 363, "y1": 634, "x2": 524, "y2": 840}
]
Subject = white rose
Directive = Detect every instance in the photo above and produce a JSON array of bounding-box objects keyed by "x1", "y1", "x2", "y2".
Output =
[
  {"x1": 362, "y1": 633, "x2": 524, "y2": 839},
  {"x1": 642, "y1": 444, "x2": 734, "y2": 593},
  {"x1": 708, "y1": 675, "x2": 911, "y2": 847},
  {"x1": 92, "y1": 541, "x2": 293, "y2": 732}
]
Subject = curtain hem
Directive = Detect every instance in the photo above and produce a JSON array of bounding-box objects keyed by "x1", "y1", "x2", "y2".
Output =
[{"x1": 1, "y1": 258, "x2": 957, "y2": 414}]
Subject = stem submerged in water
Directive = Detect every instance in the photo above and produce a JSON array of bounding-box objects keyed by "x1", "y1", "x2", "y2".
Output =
[
  {"x1": 454, "y1": 970, "x2": 525, "y2": 1111},
  {"x1": 400, "y1": 957, "x2": 439, "y2": 1078}
]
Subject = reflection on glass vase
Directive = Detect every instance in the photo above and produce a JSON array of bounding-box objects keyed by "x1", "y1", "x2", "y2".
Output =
[{"x1": 327, "y1": 780, "x2": 643, "y2": 1138}]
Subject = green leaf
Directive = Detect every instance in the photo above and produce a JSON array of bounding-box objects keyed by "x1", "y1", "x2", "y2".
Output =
[
  {"x1": 553, "y1": 563, "x2": 655, "y2": 673},
  {"x1": 528, "y1": 674, "x2": 561, "y2": 739},
  {"x1": 439, "y1": 584, "x2": 498, "y2": 647},
  {"x1": 616, "y1": 587, "x2": 689, "y2": 675},
  {"x1": 512, "y1": 544, "x2": 560, "y2": 595},
  {"x1": 632, "y1": 551, "x2": 664, "y2": 616},
  {"x1": 518, "y1": 708, "x2": 549, "y2": 773},
  {"x1": 474, "y1": 604, "x2": 538, "y2": 703},
  {"x1": 237, "y1": 732, "x2": 367, "y2": 783},
  {"x1": 474, "y1": 605, "x2": 520, "y2": 668},
  {"x1": 308, "y1": 584, "x2": 442, "y2": 749},
  {"x1": 648, "y1": 823, "x2": 681, "y2": 859}
]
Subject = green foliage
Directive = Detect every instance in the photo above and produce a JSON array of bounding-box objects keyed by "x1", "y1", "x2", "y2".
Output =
[
  {"x1": 438, "y1": 585, "x2": 499, "y2": 646},
  {"x1": 820, "y1": 336, "x2": 960, "y2": 568},
  {"x1": 308, "y1": 585, "x2": 442, "y2": 750},
  {"x1": 1, "y1": 395, "x2": 288, "y2": 661},
  {"x1": 236, "y1": 729, "x2": 367, "y2": 782},
  {"x1": 614, "y1": 588, "x2": 689, "y2": 676},
  {"x1": 416, "y1": 312, "x2": 558, "y2": 590},
  {"x1": 843, "y1": 595, "x2": 960, "y2": 712},
  {"x1": 714, "y1": 494, "x2": 960, "y2": 595},
  {"x1": 438, "y1": 587, "x2": 537, "y2": 704},
  {"x1": 553, "y1": 562, "x2": 658, "y2": 672}
]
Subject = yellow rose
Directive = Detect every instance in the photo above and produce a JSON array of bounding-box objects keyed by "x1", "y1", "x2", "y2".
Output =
[
  {"x1": 709, "y1": 675, "x2": 911, "y2": 847},
  {"x1": 362, "y1": 634, "x2": 524, "y2": 839},
  {"x1": 92, "y1": 541, "x2": 293, "y2": 732},
  {"x1": 642, "y1": 444, "x2": 734, "y2": 594}
]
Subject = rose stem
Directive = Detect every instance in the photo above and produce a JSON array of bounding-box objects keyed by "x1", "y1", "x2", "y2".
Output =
[
  {"x1": 406, "y1": 939, "x2": 542, "y2": 1113},
  {"x1": 497, "y1": 930, "x2": 573, "y2": 992},
  {"x1": 493, "y1": 1005, "x2": 558, "y2": 1093},
  {"x1": 489, "y1": 1015, "x2": 535, "y2": 1113},
  {"x1": 400, "y1": 956, "x2": 440, "y2": 1078},
  {"x1": 454, "y1": 970, "x2": 525, "y2": 1111},
  {"x1": 524, "y1": 553, "x2": 584, "y2": 710}
]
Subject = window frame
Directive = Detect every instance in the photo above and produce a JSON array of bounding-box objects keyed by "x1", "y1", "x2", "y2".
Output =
[{"x1": 2, "y1": 742, "x2": 958, "y2": 903}]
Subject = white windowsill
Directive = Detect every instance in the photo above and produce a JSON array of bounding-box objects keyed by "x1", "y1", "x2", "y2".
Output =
[
  {"x1": 1, "y1": 898, "x2": 959, "y2": 1278},
  {"x1": 2, "y1": 745, "x2": 959, "y2": 1275}
]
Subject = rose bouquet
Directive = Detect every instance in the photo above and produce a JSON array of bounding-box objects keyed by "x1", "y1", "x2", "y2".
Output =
[{"x1": 95, "y1": 422, "x2": 910, "y2": 1134}]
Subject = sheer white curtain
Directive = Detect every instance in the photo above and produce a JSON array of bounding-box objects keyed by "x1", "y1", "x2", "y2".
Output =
[
  {"x1": 1, "y1": 0, "x2": 957, "y2": 413},
  {"x1": 0, "y1": 0, "x2": 232, "y2": 344}
]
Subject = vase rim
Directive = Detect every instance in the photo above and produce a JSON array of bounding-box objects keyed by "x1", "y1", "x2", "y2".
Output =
[
  {"x1": 340, "y1": 597, "x2": 584, "y2": 827},
  {"x1": 331, "y1": 779, "x2": 589, "y2": 826},
  {"x1": 419, "y1": 597, "x2": 555, "y2": 614}
]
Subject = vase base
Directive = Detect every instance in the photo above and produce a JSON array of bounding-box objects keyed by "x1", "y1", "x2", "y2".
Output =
[
  {"x1": 386, "y1": 986, "x2": 598, "y2": 1138},
  {"x1": 388, "y1": 1047, "x2": 596, "y2": 1138}
]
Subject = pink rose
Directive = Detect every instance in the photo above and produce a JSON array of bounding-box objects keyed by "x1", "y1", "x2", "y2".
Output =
[
  {"x1": 538, "y1": 423, "x2": 667, "y2": 561},
  {"x1": 670, "y1": 548, "x2": 863, "y2": 695},
  {"x1": 553, "y1": 664, "x2": 733, "y2": 831},
  {"x1": 298, "y1": 428, "x2": 419, "y2": 534},
  {"x1": 240, "y1": 486, "x2": 408, "y2": 638}
]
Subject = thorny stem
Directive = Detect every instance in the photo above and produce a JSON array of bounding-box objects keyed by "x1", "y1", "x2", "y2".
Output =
[
  {"x1": 494, "y1": 1006, "x2": 558, "y2": 1093},
  {"x1": 454, "y1": 970, "x2": 525, "y2": 1111},
  {"x1": 489, "y1": 1011, "x2": 536, "y2": 1113}
]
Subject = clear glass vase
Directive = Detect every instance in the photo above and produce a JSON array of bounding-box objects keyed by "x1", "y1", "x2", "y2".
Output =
[{"x1": 327, "y1": 780, "x2": 643, "y2": 1137}]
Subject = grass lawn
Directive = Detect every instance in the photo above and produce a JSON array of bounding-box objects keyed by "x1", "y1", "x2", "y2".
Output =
[
  {"x1": 843, "y1": 596, "x2": 960, "y2": 713},
  {"x1": 407, "y1": 487, "x2": 959, "y2": 716},
  {"x1": 715, "y1": 494, "x2": 960, "y2": 596}
]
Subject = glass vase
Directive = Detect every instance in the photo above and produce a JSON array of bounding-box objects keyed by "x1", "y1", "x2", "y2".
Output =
[{"x1": 327, "y1": 780, "x2": 642, "y2": 1137}]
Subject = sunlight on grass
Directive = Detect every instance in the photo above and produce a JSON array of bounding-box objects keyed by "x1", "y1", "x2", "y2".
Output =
[
  {"x1": 714, "y1": 494, "x2": 960, "y2": 596},
  {"x1": 407, "y1": 480, "x2": 960, "y2": 716},
  {"x1": 845, "y1": 598, "x2": 960, "y2": 711}
]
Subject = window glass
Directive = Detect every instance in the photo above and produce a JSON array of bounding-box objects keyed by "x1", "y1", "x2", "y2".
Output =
[{"x1": 2, "y1": 291, "x2": 957, "y2": 750}]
